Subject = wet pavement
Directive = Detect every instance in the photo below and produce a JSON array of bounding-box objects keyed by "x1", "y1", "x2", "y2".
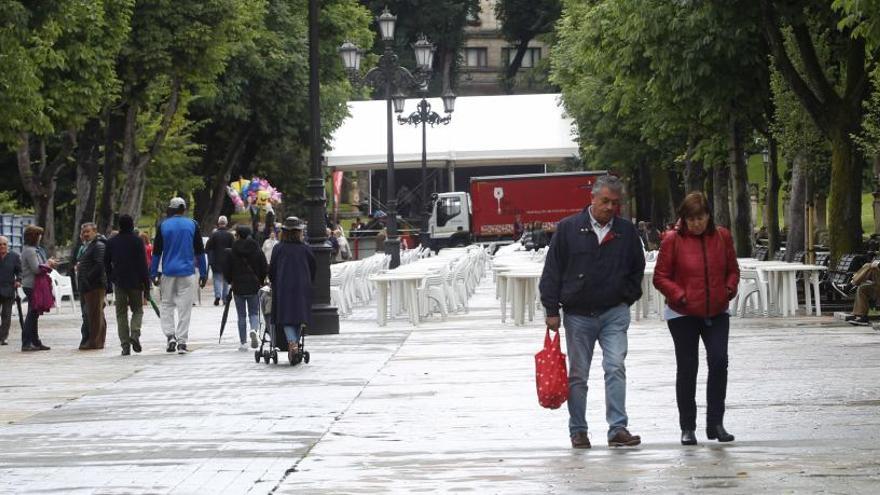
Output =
[{"x1": 1, "y1": 273, "x2": 879, "y2": 494}]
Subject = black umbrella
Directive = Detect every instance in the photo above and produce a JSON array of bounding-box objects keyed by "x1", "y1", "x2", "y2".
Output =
[
  {"x1": 218, "y1": 291, "x2": 233, "y2": 343},
  {"x1": 15, "y1": 294, "x2": 25, "y2": 331}
]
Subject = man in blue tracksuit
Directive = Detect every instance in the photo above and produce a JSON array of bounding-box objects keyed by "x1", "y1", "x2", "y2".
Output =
[{"x1": 150, "y1": 197, "x2": 208, "y2": 354}]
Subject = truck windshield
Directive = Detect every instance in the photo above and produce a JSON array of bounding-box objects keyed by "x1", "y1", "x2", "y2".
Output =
[{"x1": 436, "y1": 196, "x2": 462, "y2": 227}]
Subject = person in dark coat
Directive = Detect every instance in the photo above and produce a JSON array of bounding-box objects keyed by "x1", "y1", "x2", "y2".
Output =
[
  {"x1": 269, "y1": 216, "x2": 316, "y2": 363},
  {"x1": 105, "y1": 215, "x2": 150, "y2": 355},
  {"x1": 223, "y1": 226, "x2": 268, "y2": 351},
  {"x1": 77, "y1": 223, "x2": 108, "y2": 350},
  {"x1": 0, "y1": 236, "x2": 22, "y2": 346},
  {"x1": 205, "y1": 216, "x2": 234, "y2": 306}
]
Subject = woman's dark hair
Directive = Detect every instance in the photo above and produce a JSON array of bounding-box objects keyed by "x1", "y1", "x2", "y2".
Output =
[
  {"x1": 677, "y1": 191, "x2": 715, "y2": 235},
  {"x1": 23, "y1": 225, "x2": 44, "y2": 246},
  {"x1": 235, "y1": 225, "x2": 252, "y2": 239}
]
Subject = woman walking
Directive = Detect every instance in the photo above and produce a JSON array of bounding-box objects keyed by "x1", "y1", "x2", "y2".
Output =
[
  {"x1": 653, "y1": 192, "x2": 740, "y2": 445},
  {"x1": 223, "y1": 226, "x2": 268, "y2": 351},
  {"x1": 268, "y1": 217, "x2": 315, "y2": 363},
  {"x1": 20, "y1": 225, "x2": 56, "y2": 352}
]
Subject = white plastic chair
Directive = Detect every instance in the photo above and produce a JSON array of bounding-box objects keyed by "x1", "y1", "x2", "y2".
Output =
[
  {"x1": 49, "y1": 271, "x2": 77, "y2": 313},
  {"x1": 735, "y1": 268, "x2": 769, "y2": 317}
]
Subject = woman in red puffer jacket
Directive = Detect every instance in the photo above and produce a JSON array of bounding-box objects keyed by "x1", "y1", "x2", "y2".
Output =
[{"x1": 653, "y1": 192, "x2": 740, "y2": 447}]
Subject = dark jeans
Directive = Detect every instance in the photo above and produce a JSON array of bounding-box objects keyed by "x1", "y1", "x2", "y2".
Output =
[
  {"x1": 0, "y1": 295, "x2": 12, "y2": 342},
  {"x1": 79, "y1": 296, "x2": 89, "y2": 346},
  {"x1": 667, "y1": 314, "x2": 730, "y2": 430},
  {"x1": 22, "y1": 287, "x2": 42, "y2": 347}
]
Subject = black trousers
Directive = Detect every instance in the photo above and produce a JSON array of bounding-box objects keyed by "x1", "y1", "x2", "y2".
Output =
[
  {"x1": 21, "y1": 287, "x2": 42, "y2": 347},
  {"x1": 0, "y1": 295, "x2": 12, "y2": 342},
  {"x1": 667, "y1": 314, "x2": 729, "y2": 430}
]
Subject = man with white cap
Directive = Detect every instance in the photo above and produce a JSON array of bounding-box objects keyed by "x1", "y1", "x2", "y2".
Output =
[
  {"x1": 205, "y1": 215, "x2": 234, "y2": 305},
  {"x1": 150, "y1": 197, "x2": 208, "y2": 354}
]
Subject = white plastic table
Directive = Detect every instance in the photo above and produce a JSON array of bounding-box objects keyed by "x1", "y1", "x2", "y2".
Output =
[{"x1": 370, "y1": 271, "x2": 429, "y2": 326}]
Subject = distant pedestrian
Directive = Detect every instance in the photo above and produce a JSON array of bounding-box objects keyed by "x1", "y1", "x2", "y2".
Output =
[
  {"x1": 77, "y1": 223, "x2": 108, "y2": 350},
  {"x1": 205, "y1": 215, "x2": 234, "y2": 306},
  {"x1": 105, "y1": 215, "x2": 150, "y2": 355},
  {"x1": 262, "y1": 227, "x2": 279, "y2": 263},
  {"x1": 74, "y1": 227, "x2": 90, "y2": 346},
  {"x1": 20, "y1": 225, "x2": 56, "y2": 352},
  {"x1": 513, "y1": 214, "x2": 524, "y2": 241},
  {"x1": 140, "y1": 232, "x2": 153, "y2": 267},
  {"x1": 223, "y1": 226, "x2": 268, "y2": 351},
  {"x1": 150, "y1": 197, "x2": 208, "y2": 354},
  {"x1": 334, "y1": 229, "x2": 351, "y2": 261},
  {"x1": 269, "y1": 217, "x2": 315, "y2": 363},
  {"x1": 653, "y1": 192, "x2": 739, "y2": 445},
  {"x1": 539, "y1": 175, "x2": 645, "y2": 449},
  {"x1": 375, "y1": 227, "x2": 386, "y2": 253},
  {"x1": 0, "y1": 236, "x2": 22, "y2": 346}
]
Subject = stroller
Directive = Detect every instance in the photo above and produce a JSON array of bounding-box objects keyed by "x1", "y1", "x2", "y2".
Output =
[{"x1": 255, "y1": 285, "x2": 310, "y2": 366}]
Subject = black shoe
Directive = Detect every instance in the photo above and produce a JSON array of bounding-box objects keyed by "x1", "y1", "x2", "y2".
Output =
[
  {"x1": 1, "y1": 340, "x2": 8, "y2": 345},
  {"x1": 166, "y1": 340, "x2": 177, "y2": 353},
  {"x1": 121, "y1": 345, "x2": 131, "y2": 356},
  {"x1": 21, "y1": 344, "x2": 40, "y2": 352},
  {"x1": 608, "y1": 427, "x2": 641, "y2": 447},
  {"x1": 681, "y1": 430, "x2": 697, "y2": 445},
  {"x1": 177, "y1": 344, "x2": 188, "y2": 354},
  {"x1": 214, "y1": 298, "x2": 220, "y2": 306},
  {"x1": 131, "y1": 338, "x2": 142, "y2": 353},
  {"x1": 847, "y1": 315, "x2": 870, "y2": 326},
  {"x1": 706, "y1": 424, "x2": 735, "y2": 442},
  {"x1": 34, "y1": 343, "x2": 50, "y2": 351}
]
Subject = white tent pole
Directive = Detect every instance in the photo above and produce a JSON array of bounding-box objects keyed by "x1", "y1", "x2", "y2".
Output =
[{"x1": 368, "y1": 169, "x2": 373, "y2": 216}]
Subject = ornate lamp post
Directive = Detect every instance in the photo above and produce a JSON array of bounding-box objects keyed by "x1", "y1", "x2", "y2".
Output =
[
  {"x1": 397, "y1": 87, "x2": 456, "y2": 247},
  {"x1": 339, "y1": 7, "x2": 435, "y2": 268},
  {"x1": 306, "y1": 0, "x2": 339, "y2": 334}
]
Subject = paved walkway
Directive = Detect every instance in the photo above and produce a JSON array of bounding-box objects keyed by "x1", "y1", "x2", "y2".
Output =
[{"x1": 1, "y1": 273, "x2": 879, "y2": 494}]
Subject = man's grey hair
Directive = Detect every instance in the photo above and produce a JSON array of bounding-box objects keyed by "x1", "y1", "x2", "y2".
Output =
[
  {"x1": 592, "y1": 174, "x2": 624, "y2": 195},
  {"x1": 80, "y1": 222, "x2": 97, "y2": 231},
  {"x1": 0, "y1": 235, "x2": 8, "y2": 244}
]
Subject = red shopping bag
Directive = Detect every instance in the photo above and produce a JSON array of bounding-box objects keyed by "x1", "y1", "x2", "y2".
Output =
[{"x1": 535, "y1": 328, "x2": 569, "y2": 409}]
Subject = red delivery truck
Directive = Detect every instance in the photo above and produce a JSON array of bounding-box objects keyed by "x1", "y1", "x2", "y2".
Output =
[{"x1": 428, "y1": 171, "x2": 607, "y2": 248}]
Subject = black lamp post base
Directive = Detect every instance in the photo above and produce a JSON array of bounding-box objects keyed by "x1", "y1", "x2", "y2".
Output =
[
  {"x1": 308, "y1": 304, "x2": 340, "y2": 335},
  {"x1": 385, "y1": 237, "x2": 401, "y2": 268}
]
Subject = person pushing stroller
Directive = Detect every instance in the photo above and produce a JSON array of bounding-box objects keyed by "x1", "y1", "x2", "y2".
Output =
[{"x1": 268, "y1": 216, "x2": 316, "y2": 364}]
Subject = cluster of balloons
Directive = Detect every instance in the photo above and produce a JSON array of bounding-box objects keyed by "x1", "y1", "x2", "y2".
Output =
[{"x1": 226, "y1": 177, "x2": 283, "y2": 212}]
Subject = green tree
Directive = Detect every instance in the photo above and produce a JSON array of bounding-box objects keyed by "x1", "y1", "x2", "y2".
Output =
[{"x1": 495, "y1": 0, "x2": 561, "y2": 93}]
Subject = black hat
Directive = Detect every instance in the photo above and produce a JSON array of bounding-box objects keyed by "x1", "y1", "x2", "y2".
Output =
[{"x1": 281, "y1": 216, "x2": 305, "y2": 231}]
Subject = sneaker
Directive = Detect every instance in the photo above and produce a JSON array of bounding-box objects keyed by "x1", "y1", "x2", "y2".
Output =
[
  {"x1": 238, "y1": 343, "x2": 248, "y2": 352},
  {"x1": 249, "y1": 330, "x2": 259, "y2": 349},
  {"x1": 166, "y1": 339, "x2": 177, "y2": 353},
  {"x1": 177, "y1": 344, "x2": 188, "y2": 354},
  {"x1": 131, "y1": 338, "x2": 142, "y2": 353},
  {"x1": 570, "y1": 431, "x2": 591, "y2": 449},
  {"x1": 121, "y1": 345, "x2": 131, "y2": 356},
  {"x1": 608, "y1": 428, "x2": 641, "y2": 447},
  {"x1": 847, "y1": 315, "x2": 870, "y2": 326},
  {"x1": 214, "y1": 298, "x2": 220, "y2": 306}
]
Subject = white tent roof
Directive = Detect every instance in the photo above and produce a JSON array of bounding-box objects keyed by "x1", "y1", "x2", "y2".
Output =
[{"x1": 326, "y1": 93, "x2": 579, "y2": 171}]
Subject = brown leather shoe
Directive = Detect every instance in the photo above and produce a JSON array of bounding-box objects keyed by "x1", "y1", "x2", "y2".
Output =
[
  {"x1": 608, "y1": 428, "x2": 641, "y2": 447},
  {"x1": 570, "y1": 431, "x2": 591, "y2": 449}
]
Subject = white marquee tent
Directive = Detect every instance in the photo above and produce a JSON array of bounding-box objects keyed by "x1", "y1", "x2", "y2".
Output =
[{"x1": 325, "y1": 93, "x2": 579, "y2": 171}]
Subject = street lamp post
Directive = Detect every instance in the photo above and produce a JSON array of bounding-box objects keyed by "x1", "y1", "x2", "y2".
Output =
[
  {"x1": 305, "y1": 0, "x2": 339, "y2": 334},
  {"x1": 339, "y1": 8, "x2": 434, "y2": 269},
  {"x1": 397, "y1": 88, "x2": 456, "y2": 248}
]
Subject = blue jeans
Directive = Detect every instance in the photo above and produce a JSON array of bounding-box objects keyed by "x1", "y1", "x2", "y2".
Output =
[
  {"x1": 213, "y1": 272, "x2": 229, "y2": 300},
  {"x1": 233, "y1": 294, "x2": 260, "y2": 344},
  {"x1": 564, "y1": 304, "x2": 631, "y2": 439},
  {"x1": 283, "y1": 325, "x2": 301, "y2": 345}
]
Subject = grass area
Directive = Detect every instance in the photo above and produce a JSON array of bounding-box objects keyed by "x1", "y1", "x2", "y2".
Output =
[{"x1": 746, "y1": 154, "x2": 875, "y2": 235}]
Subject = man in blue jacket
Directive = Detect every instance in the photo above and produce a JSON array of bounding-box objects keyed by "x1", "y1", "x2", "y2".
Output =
[
  {"x1": 151, "y1": 197, "x2": 208, "y2": 354},
  {"x1": 539, "y1": 175, "x2": 645, "y2": 449}
]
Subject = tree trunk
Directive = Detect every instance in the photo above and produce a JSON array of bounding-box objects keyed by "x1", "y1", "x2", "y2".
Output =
[
  {"x1": 713, "y1": 161, "x2": 731, "y2": 229},
  {"x1": 827, "y1": 128, "x2": 863, "y2": 260},
  {"x1": 73, "y1": 119, "x2": 102, "y2": 250},
  {"x1": 635, "y1": 160, "x2": 652, "y2": 221},
  {"x1": 16, "y1": 132, "x2": 74, "y2": 252},
  {"x1": 682, "y1": 139, "x2": 706, "y2": 192},
  {"x1": 502, "y1": 39, "x2": 533, "y2": 94},
  {"x1": 199, "y1": 126, "x2": 252, "y2": 234},
  {"x1": 766, "y1": 138, "x2": 781, "y2": 255},
  {"x1": 785, "y1": 155, "x2": 806, "y2": 261},
  {"x1": 98, "y1": 109, "x2": 122, "y2": 234},
  {"x1": 729, "y1": 117, "x2": 752, "y2": 255}
]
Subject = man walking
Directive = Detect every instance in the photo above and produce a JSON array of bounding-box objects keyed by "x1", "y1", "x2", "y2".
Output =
[
  {"x1": 77, "y1": 223, "x2": 108, "y2": 350},
  {"x1": 205, "y1": 215, "x2": 233, "y2": 306},
  {"x1": 0, "y1": 236, "x2": 22, "y2": 346},
  {"x1": 105, "y1": 215, "x2": 150, "y2": 355},
  {"x1": 150, "y1": 197, "x2": 207, "y2": 354},
  {"x1": 539, "y1": 175, "x2": 646, "y2": 449}
]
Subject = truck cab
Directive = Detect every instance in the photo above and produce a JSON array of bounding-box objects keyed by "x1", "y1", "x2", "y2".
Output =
[{"x1": 429, "y1": 192, "x2": 472, "y2": 247}]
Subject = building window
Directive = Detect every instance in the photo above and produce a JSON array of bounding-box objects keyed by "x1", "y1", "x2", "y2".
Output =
[
  {"x1": 463, "y1": 47, "x2": 488, "y2": 68},
  {"x1": 502, "y1": 47, "x2": 542, "y2": 68}
]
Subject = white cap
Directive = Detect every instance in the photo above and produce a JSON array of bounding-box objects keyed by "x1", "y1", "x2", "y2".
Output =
[
  {"x1": 217, "y1": 215, "x2": 228, "y2": 226},
  {"x1": 168, "y1": 197, "x2": 186, "y2": 209}
]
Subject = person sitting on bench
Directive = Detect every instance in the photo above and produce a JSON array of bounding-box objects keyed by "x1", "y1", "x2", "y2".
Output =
[{"x1": 847, "y1": 260, "x2": 880, "y2": 326}]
